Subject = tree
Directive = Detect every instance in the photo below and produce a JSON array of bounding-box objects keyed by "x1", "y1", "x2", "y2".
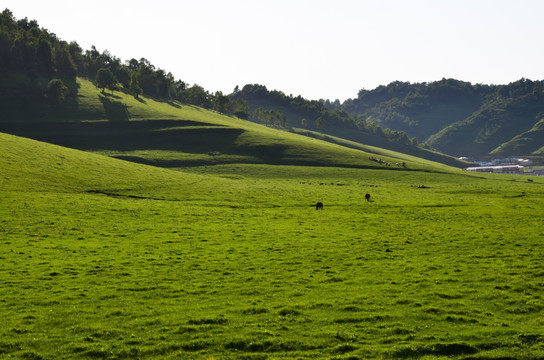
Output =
[
  {"x1": 36, "y1": 37, "x2": 53, "y2": 73},
  {"x1": 115, "y1": 66, "x2": 131, "y2": 88},
  {"x1": 10, "y1": 36, "x2": 26, "y2": 69},
  {"x1": 316, "y1": 117, "x2": 326, "y2": 129},
  {"x1": 68, "y1": 41, "x2": 84, "y2": 74},
  {"x1": 182, "y1": 84, "x2": 210, "y2": 108},
  {"x1": 53, "y1": 45, "x2": 77, "y2": 79},
  {"x1": 301, "y1": 118, "x2": 308, "y2": 128},
  {"x1": 129, "y1": 73, "x2": 142, "y2": 98},
  {"x1": 212, "y1": 91, "x2": 231, "y2": 114},
  {"x1": 278, "y1": 111, "x2": 288, "y2": 127},
  {"x1": 253, "y1": 107, "x2": 265, "y2": 123},
  {"x1": 95, "y1": 67, "x2": 117, "y2": 93},
  {"x1": 47, "y1": 78, "x2": 67, "y2": 104},
  {"x1": 233, "y1": 98, "x2": 250, "y2": 119},
  {"x1": 126, "y1": 58, "x2": 139, "y2": 71},
  {"x1": 136, "y1": 64, "x2": 157, "y2": 96}
]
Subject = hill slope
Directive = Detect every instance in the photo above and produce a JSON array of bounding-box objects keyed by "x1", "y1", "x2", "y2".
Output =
[
  {"x1": 0, "y1": 78, "x2": 467, "y2": 172},
  {"x1": 226, "y1": 84, "x2": 471, "y2": 167},
  {"x1": 490, "y1": 117, "x2": 544, "y2": 155},
  {"x1": 342, "y1": 79, "x2": 491, "y2": 140},
  {"x1": 0, "y1": 10, "x2": 476, "y2": 167},
  {"x1": 340, "y1": 78, "x2": 544, "y2": 157},
  {"x1": 426, "y1": 82, "x2": 544, "y2": 156},
  {"x1": 0, "y1": 131, "x2": 207, "y2": 195}
]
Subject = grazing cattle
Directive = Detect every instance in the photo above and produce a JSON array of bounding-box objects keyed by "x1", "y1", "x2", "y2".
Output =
[
  {"x1": 364, "y1": 193, "x2": 371, "y2": 202},
  {"x1": 316, "y1": 202, "x2": 324, "y2": 210}
]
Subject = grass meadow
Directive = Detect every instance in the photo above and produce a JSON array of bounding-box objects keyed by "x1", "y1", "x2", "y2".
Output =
[{"x1": 1, "y1": 133, "x2": 544, "y2": 359}]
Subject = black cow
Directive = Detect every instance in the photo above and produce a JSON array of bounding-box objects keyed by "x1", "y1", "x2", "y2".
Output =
[
  {"x1": 365, "y1": 193, "x2": 371, "y2": 202},
  {"x1": 316, "y1": 202, "x2": 324, "y2": 210}
]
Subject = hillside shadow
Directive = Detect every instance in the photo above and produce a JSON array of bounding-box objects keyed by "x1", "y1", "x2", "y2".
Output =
[
  {"x1": 167, "y1": 100, "x2": 181, "y2": 108},
  {"x1": 118, "y1": 87, "x2": 147, "y2": 104},
  {"x1": 98, "y1": 95, "x2": 129, "y2": 121},
  {"x1": 100, "y1": 92, "x2": 122, "y2": 100}
]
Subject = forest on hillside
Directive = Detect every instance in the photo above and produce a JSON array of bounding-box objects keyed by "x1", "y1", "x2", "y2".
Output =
[
  {"x1": 1, "y1": 8, "x2": 542, "y2": 158},
  {"x1": 0, "y1": 9, "x2": 208, "y2": 118},
  {"x1": 335, "y1": 78, "x2": 544, "y2": 156},
  {"x1": 230, "y1": 79, "x2": 544, "y2": 157},
  {"x1": 0, "y1": 9, "x2": 422, "y2": 151}
]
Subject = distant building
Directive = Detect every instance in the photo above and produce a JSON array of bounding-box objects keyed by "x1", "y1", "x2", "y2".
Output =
[
  {"x1": 491, "y1": 158, "x2": 532, "y2": 166},
  {"x1": 465, "y1": 165, "x2": 524, "y2": 174},
  {"x1": 520, "y1": 159, "x2": 533, "y2": 166},
  {"x1": 475, "y1": 161, "x2": 493, "y2": 166}
]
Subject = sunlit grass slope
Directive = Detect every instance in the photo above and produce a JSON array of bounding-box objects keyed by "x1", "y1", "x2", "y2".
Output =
[
  {"x1": 2, "y1": 132, "x2": 544, "y2": 359},
  {"x1": 0, "y1": 78, "x2": 462, "y2": 172},
  {"x1": 1, "y1": 131, "x2": 203, "y2": 194},
  {"x1": 490, "y1": 118, "x2": 544, "y2": 155},
  {"x1": 0, "y1": 131, "x2": 253, "y2": 203}
]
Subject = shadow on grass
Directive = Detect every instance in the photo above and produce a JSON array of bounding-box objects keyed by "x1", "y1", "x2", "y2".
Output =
[
  {"x1": 167, "y1": 100, "x2": 181, "y2": 108},
  {"x1": 99, "y1": 95, "x2": 129, "y2": 121},
  {"x1": 392, "y1": 343, "x2": 478, "y2": 358}
]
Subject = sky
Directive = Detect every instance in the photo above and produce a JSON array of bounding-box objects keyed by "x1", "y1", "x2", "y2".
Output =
[{"x1": 3, "y1": 0, "x2": 544, "y2": 101}]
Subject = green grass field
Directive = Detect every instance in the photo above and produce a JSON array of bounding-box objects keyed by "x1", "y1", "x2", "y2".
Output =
[{"x1": 1, "y1": 131, "x2": 543, "y2": 359}]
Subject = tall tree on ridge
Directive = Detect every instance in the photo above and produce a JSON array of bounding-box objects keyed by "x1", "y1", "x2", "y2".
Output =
[{"x1": 95, "y1": 67, "x2": 117, "y2": 93}]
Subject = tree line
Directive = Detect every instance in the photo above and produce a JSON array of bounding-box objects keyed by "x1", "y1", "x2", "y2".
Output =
[
  {"x1": 0, "y1": 9, "x2": 251, "y2": 119},
  {"x1": 230, "y1": 84, "x2": 419, "y2": 147},
  {"x1": 0, "y1": 8, "x2": 418, "y2": 148}
]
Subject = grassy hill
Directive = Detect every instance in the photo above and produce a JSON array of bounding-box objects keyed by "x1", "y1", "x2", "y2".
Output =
[
  {"x1": 340, "y1": 79, "x2": 544, "y2": 157},
  {"x1": 229, "y1": 84, "x2": 473, "y2": 167},
  {"x1": 490, "y1": 117, "x2": 544, "y2": 155},
  {"x1": 0, "y1": 131, "x2": 209, "y2": 195},
  {"x1": 2, "y1": 131, "x2": 544, "y2": 359},
  {"x1": 343, "y1": 80, "x2": 488, "y2": 141},
  {"x1": 0, "y1": 78, "x2": 469, "y2": 171},
  {"x1": 427, "y1": 91, "x2": 544, "y2": 157}
]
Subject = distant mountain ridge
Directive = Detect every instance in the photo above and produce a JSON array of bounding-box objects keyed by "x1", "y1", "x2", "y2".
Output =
[
  {"x1": 231, "y1": 78, "x2": 544, "y2": 158},
  {"x1": 339, "y1": 78, "x2": 544, "y2": 157}
]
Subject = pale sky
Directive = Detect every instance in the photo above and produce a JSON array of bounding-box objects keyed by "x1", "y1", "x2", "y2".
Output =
[{"x1": 3, "y1": 0, "x2": 544, "y2": 101}]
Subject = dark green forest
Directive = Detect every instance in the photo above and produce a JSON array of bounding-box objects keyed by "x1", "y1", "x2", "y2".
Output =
[
  {"x1": 230, "y1": 79, "x2": 544, "y2": 157},
  {"x1": 1, "y1": 8, "x2": 542, "y2": 158},
  {"x1": 0, "y1": 9, "x2": 195, "y2": 119},
  {"x1": 337, "y1": 78, "x2": 544, "y2": 156}
]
